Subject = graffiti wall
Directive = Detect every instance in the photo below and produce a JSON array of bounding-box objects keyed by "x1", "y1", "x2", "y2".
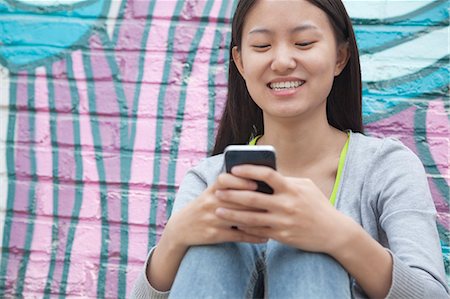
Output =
[{"x1": 0, "y1": 0, "x2": 448, "y2": 297}]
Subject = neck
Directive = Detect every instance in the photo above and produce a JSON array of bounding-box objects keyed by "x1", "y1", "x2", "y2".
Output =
[{"x1": 258, "y1": 112, "x2": 347, "y2": 176}]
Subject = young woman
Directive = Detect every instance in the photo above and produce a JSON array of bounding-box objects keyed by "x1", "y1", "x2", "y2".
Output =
[{"x1": 132, "y1": 0, "x2": 449, "y2": 298}]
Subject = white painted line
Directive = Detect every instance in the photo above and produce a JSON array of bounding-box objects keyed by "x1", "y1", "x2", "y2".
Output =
[
  {"x1": 15, "y1": 0, "x2": 90, "y2": 6},
  {"x1": 361, "y1": 27, "x2": 449, "y2": 82},
  {"x1": 106, "y1": 0, "x2": 123, "y2": 40},
  {"x1": 344, "y1": 0, "x2": 435, "y2": 20},
  {"x1": 0, "y1": 64, "x2": 10, "y2": 260}
]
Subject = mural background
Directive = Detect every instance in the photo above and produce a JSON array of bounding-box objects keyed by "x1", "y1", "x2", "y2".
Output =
[{"x1": 0, "y1": 0, "x2": 448, "y2": 297}]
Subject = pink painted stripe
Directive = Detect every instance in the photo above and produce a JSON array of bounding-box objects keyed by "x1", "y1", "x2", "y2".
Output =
[
  {"x1": 429, "y1": 178, "x2": 450, "y2": 230},
  {"x1": 88, "y1": 33, "x2": 122, "y2": 297},
  {"x1": 213, "y1": 5, "x2": 234, "y2": 141},
  {"x1": 126, "y1": 0, "x2": 179, "y2": 291},
  {"x1": 155, "y1": 0, "x2": 210, "y2": 231},
  {"x1": 426, "y1": 100, "x2": 449, "y2": 185},
  {"x1": 153, "y1": 0, "x2": 229, "y2": 239},
  {"x1": 209, "y1": 0, "x2": 226, "y2": 22},
  {"x1": 64, "y1": 50, "x2": 102, "y2": 298},
  {"x1": 7, "y1": 71, "x2": 30, "y2": 291},
  {"x1": 365, "y1": 106, "x2": 449, "y2": 230},
  {"x1": 155, "y1": 0, "x2": 203, "y2": 198},
  {"x1": 114, "y1": 0, "x2": 151, "y2": 114},
  {"x1": 22, "y1": 67, "x2": 52, "y2": 295},
  {"x1": 174, "y1": 1, "x2": 223, "y2": 186},
  {"x1": 48, "y1": 59, "x2": 77, "y2": 294}
]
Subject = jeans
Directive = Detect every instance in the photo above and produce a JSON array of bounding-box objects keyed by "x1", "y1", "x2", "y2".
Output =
[{"x1": 169, "y1": 240, "x2": 351, "y2": 299}]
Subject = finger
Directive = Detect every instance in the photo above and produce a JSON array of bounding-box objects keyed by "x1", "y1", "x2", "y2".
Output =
[
  {"x1": 215, "y1": 207, "x2": 275, "y2": 227},
  {"x1": 215, "y1": 189, "x2": 276, "y2": 211},
  {"x1": 214, "y1": 172, "x2": 258, "y2": 191},
  {"x1": 231, "y1": 165, "x2": 287, "y2": 193},
  {"x1": 220, "y1": 228, "x2": 268, "y2": 244},
  {"x1": 218, "y1": 201, "x2": 264, "y2": 212},
  {"x1": 239, "y1": 226, "x2": 273, "y2": 239}
]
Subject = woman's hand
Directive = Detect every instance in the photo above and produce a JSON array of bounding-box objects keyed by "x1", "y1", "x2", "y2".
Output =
[
  {"x1": 214, "y1": 164, "x2": 351, "y2": 254},
  {"x1": 164, "y1": 172, "x2": 269, "y2": 251},
  {"x1": 148, "y1": 172, "x2": 269, "y2": 292}
]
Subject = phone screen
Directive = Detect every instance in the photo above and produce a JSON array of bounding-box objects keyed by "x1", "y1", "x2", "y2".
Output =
[{"x1": 224, "y1": 145, "x2": 276, "y2": 194}]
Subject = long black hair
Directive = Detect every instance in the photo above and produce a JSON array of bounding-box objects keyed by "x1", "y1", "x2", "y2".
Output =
[{"x1": 212, "y1": 0, "x2": 363, "y2": 155}]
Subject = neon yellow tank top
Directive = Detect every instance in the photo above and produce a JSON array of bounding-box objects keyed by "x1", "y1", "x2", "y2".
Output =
[{"x1": 248, "y1": 135, "x2": 349, "y2": 206}]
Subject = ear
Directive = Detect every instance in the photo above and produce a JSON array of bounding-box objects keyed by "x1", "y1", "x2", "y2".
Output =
[
  {"x1": 232, "y1": 46, "x2": 246, "y2": 79},
  {"x1": 334, "y1": 42, "x2": 350, "y2": 76}
]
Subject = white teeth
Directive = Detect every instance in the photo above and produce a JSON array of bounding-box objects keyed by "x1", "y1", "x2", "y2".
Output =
[{"x1": 269, "y1": 81, "x2": 304, "y2": 90}]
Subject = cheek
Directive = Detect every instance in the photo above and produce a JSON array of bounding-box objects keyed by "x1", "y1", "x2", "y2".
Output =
[
  {"x1": 306, "y1": 50, "x2": 337, "y2": 84},
  {"x1": 306, "y1": 49, "x2": 337, "y2": 75},
  {"x1": 300, "y1": 54, "x2": 336, "y2": 101},
  {"x1": 245, "y1": 78, "x2": 265, "y2": 104},
  {"x1": 242, "y1": 55, "x2": 264, "y2": 77},
  {"x1": 242, "y1": 57, "x2": 267, "y2": 90}
]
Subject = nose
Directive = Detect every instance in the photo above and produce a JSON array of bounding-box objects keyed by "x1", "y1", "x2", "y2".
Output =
[{"x1": 271, "y1": 44, "x2": 297, "y2": 73}]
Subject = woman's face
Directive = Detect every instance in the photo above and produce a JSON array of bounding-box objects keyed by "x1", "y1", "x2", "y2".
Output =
[{"x1": 233, "y1": 0, "x2": 349, "y2": 122}]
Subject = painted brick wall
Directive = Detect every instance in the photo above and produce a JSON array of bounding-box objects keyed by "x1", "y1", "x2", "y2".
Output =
[{"x1": 0, "y1": 0, "x2": 448, "y2": 298}]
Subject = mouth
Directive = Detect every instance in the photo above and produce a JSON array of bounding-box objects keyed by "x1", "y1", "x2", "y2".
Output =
[{"x1": 267, "y1": 80, "x2": 305, "y2": 91}]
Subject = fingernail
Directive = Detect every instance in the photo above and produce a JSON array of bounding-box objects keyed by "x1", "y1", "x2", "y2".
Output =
[
  {"x1": 215, "y1": 190, "x2": 224, "y2": 198},
  {"x1": 231, "y1": 166, "x2": 242, "y2": 174},
  {"x1": 216, "y1": 207, "x2": 226, "y2": 215}
]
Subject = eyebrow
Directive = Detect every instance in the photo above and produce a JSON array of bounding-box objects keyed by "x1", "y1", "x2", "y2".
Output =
[{"x1": 248, "y1": 24, "x2": 319, "y2": 35}]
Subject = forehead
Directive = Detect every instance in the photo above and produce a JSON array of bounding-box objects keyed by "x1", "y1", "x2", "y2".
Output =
[{"x1": 243, "y1": 0, "x2": 332, "y2": 34}]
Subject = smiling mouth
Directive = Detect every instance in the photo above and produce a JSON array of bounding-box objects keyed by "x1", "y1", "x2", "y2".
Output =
[{"x1": 268, "y1": 80, "x2": 305, "y2": 91}]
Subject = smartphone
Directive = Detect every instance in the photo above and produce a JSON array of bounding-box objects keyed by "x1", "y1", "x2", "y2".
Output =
[{"x1": 224, "y1": 145, "x2": 277, "y2": 194}]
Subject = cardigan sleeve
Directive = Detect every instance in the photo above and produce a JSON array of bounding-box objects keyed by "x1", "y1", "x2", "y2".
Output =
[
  {"x1": 364, "y1": 138, "x2": 449, "y2": 298},
  {"x1": 129, "y1": 247, "x2": 170, "y2": 299}
]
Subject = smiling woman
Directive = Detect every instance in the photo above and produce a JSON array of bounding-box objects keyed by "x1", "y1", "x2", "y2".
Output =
[
  {"x1": 130, "y1": 0, "x2": 449, "y2": 298},
  {"x1": 231, "y1": 0, "x2": 352, "y2": 130}
]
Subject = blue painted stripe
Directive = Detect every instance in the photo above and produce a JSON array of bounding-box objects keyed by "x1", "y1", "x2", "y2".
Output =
[
  {"x1": 128, "y1": 0, "x2": 157, "y2": 148},
  {"x1": 15, "y1": 70, "x2": 38, "y2": 296},
  {"x1": 414, "y1": 104, "x2": 449, "y2": 279},
  {"x1": 43, "y1": 64, "x2": 60, "y2": 298},
  {"x1": 222, "y1": 0, "x2": 237, "y2": 79},
  {"x1": 414, "y1": 104, "x2": 449, "y2": 206},
  {"x1": 356, "y1": 24, "x2": 448, "y2": 54},
  {"x1": 353, "y1": 1, "x2": 448, "y2": 53},
  {"x1": 166, "y1": 0, "x2": 216, "y2": 218},
  {"x1": 101, "y1": 0, "x2": 158, "y2": 296},
  {"x1": 362, "y1": 57, "x2": 449, "y2": 122},
  {"x1": 4, "y1": 0, "x2": 102, "y2": 13},
  {"x1": 148, "y1": 0, "x2": 185, "y2": 251},
  {"x1": 58, "y1": 55, "x2": 85, "y2": 298},
  {"x1": 112, "y1": 0, "x2": 128, "y2": 47},
  {"x1": 97, "y1": 29, "x2": 131, "y2": 299},
  {"x1": 364, "y1": 59, "x2": 449, "y2": 98},
  {"x1": 0, "y1": 0, "x2": 111, "y2": 71},
  {"x1": 82, "y1": 48, "x2": 110, "y2": 299},
  {"x1": 351, "y1": 0, "x2": 448, "y2": 26},
  {"x1": 0, "y1": 72, "x2": 18, "y2": 296},
  {"x1": 207, "y1": 1, "x2": 230, "y2": 154}
]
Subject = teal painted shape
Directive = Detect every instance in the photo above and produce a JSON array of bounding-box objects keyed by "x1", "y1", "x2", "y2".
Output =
[
  {"x1": 0, "y1": 0, "x2": 109, "y2": 70},
  {"x1": 362, "y1": 61, "x2": 449, "y2": 121},
  {"x1": 354, "y1": 1, "x2": 449, "y2": 53},
  {"x1": 351, "y1": 0, "x2": 448, "y2": 26},
  {"x1": 351, "y1": 0, "x2": 449, "y2": 119},
  {"x1": 356, "y1": 25, "x2": 434, "y2": 54}
]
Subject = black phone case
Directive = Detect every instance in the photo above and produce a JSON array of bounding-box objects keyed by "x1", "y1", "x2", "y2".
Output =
[{"x1": 224, "y1": 149, "x2": 276, "y2": 194}]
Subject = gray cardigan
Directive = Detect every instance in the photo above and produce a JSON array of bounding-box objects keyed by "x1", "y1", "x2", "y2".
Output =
[{"x1": 131, "y1": 132, "x2": 449, "y2": 298}]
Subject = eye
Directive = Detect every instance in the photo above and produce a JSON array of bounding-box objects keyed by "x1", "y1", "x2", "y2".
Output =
[
  {"x1": 295, "y1": 41, "x2": 314, "y2": 47},
  {"x1": 252, "y1": 44, "x2": 270, "y2": 49}
]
